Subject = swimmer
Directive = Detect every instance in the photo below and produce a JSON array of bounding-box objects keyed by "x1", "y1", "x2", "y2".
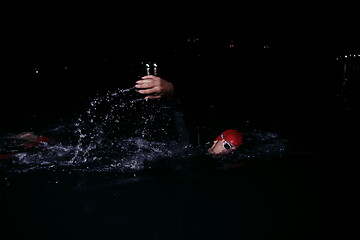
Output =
[{"x1": 207, "y1": 129, "x2": 244, "y2": 155}]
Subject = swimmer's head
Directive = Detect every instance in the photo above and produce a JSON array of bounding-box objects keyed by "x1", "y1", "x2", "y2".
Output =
[{"x1": 207, "y1": 129, "x2": 244, "y2": 155}]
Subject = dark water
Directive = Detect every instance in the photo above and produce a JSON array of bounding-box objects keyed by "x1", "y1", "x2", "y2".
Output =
[{"x1": 0, "y1": 87, "x2": 358, "y2": 240}]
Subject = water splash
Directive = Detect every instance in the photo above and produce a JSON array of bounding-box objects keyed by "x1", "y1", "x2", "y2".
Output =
[
  {"x1": 70, "y1": 87, "x2": 178, "y2": 164},
  {"x1": 0, "y1": 87, "x2": 182, "y2": 174}
]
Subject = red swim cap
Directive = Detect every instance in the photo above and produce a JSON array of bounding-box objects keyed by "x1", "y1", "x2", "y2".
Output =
[{"x1": 216, "y1": 129, "x2": 244, "y2": 148}]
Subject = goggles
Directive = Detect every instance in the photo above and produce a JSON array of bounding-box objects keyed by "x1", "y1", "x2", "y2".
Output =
[{"x1": 220, "y1": 134, "x2": 234, "y2": 150}]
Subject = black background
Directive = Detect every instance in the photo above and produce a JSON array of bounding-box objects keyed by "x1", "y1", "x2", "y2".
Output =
[{"x1": 1, "y1": 5, "x2": 360, "y2": 239}]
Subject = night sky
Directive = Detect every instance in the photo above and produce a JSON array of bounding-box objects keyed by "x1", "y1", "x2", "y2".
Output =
[{"x1": 1, "y1": 6, "x2": 359, "y2": 130}]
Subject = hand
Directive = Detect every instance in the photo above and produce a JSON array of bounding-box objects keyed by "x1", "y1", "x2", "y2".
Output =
[{"x1": 135, "y1": 75, "x2": 174, "y2": 99}]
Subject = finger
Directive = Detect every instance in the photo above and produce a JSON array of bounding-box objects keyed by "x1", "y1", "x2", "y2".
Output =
[
  {"x1": 145, "y1": 95, "x2": 162, "y2": 100},
  {"x1": 135, "y1": 80, "x2": 155, "y2": 89},
  {"x1": 138, "y1": 87, "x2": 159, "y2": 95},
  {"x1": 135, "y1": 79, "x2": 152, "y2": 84}
]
